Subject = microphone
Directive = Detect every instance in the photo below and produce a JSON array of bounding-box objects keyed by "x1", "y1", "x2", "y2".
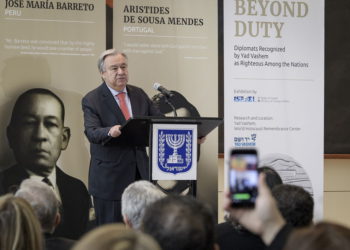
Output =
[{"x1": 153, "y1": 82, "x2": 174, "y2": 98}]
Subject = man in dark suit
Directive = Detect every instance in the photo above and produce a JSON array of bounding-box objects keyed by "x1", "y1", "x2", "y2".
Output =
[
  {"x1": 0, "y1": 88, "x2": 90, "y2": 240},
  {"x1": 82, "y1": 49, "x2": 163, "y2": 225}
]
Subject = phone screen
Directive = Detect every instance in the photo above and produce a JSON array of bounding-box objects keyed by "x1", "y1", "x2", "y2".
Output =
[{"x1": 229, "y1": 149, "x2": 258, "y2": 207}]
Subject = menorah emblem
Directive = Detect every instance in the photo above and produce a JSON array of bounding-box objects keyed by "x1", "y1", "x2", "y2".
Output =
[
  {"x1": 165, "y1": 134, "x2": 185, "y2": 164},
  {"x1": 157, "y1": 129, "x2": 193, "y2": 174}
]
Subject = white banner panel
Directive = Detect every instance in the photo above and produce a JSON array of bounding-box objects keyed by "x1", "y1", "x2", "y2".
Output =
[{"x1": 224, "y1": 0, "x2": 324, "y2": 220}]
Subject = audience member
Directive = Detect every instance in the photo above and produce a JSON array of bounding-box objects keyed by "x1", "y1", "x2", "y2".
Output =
[
  {"x1": 72, "y1": 223, "x2": 161, "y2": 250},
  {"x1": 0, "y1": 194, "x2": 43, "y2": 250},
  {"x1": 284, "y1": 222, "x2": 350, "y2": 250},
  {"x1": 258, "y1": 166, "x2": 283, "y2": 190},
  {"x1": 272, "y1": 184, "x2": 314, "y2": 228},
  {"x1": 15, "y1": 179, "x2": 75, "y2": 250},
  {"x1": 224, "y1": 174, "x2": 290, "y2": 250},
  {"x1": 216, "y1": 166, "x2": 283, "y2": 250},
  {"x1": 121, "y1": 180, "x2": 165, "y2": 229},
  {"x1": 142, "y1": 195, "x2": 218, "y2": 250}
]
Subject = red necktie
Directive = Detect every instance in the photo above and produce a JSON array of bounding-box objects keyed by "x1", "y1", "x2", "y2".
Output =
[{"x1": 116, "y1": 92, "x2": 131, "y2": 120}]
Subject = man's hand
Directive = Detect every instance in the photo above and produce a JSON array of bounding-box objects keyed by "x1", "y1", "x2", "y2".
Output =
[
  {"x1": 108, "y1": 125, "x2": 122, "y2": 138},
  {"x1": 223, "y1": 174, "x2": 286, "y2": 245}
]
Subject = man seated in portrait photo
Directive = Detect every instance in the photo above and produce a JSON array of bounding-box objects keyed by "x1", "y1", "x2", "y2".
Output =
[{"x1": 0, "y1": 88, "x2": 91, "y2": 240}]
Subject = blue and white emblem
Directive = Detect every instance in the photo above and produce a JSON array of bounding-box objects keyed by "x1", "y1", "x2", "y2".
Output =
[
  {"x1": 152, "y1": 124, "x2": 197, "y2": 180},
  {"x1": 158, "y1": 130, "x2": 192, "y2": 174}
]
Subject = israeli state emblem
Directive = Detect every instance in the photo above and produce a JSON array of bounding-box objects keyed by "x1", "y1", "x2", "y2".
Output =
[{"x1": 157, "y1": 129, "x2": 193, "y2": 174}]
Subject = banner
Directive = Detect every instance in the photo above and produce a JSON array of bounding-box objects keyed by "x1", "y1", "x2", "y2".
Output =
[
  {"x1": 113, "y1": 0, "x2": 218, "y2": 212},
  {"x1": 224, "y1": 0, "x2": 324, "y2": 219},
  {"x1": 0, "y1": 0, "x2": 105, "y2": 185}
]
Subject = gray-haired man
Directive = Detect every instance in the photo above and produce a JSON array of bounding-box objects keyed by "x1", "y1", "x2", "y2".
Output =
[{"x1": 121, "y1": 180, "x2": 165, "y2": 229}]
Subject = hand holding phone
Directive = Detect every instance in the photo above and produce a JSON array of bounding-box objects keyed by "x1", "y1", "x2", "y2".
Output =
[{"x1": 228, "y1": 148, "x2": 259, "y2": 207}]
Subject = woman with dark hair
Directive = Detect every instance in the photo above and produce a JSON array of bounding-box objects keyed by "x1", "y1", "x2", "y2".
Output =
[{"x1": 0, "y1": 194, "x2": 43, "y2": 250}]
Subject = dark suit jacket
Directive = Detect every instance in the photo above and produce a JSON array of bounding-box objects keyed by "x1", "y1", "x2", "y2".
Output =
[
  {"x1": 0, "y1": 165, "x2": 90, "y2": 240},
  {"x1": 216, "y1": 222, "x2": 266, "y2": 250},
  {"x1": 82, "y1": 83, "x2": 163, "y2": 200},
  {"x1": 45, "y1": 233, "x2": 75, "y2": 250}
]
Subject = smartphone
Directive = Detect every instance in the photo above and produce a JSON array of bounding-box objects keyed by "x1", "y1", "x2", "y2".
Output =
[{"x1": 228, "y1": 148, "x2": 258, "y2": 207}]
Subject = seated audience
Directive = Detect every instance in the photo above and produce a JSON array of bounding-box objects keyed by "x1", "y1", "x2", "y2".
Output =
[
  {"x1": 283, "y1": 221, "x2": 350, "y2": 250},
  {"x1": 141, "y1": 195, "x2": 218, "y2": 250},
  {"x1": 121, "y1": 180, "x2": 165, "y2": 229},
  {"x1": 216, "y1": 166, "x2": 283, "y2": 250},
  {"x1": 72, "y1": 223, "x2": 161, "y2": 250},
  {"x1": 0, "y1": 194, "x2": 43, "y2": 250},
  {"x1": 15, "y1": 179, "x2": 75, "y2": 250},
  {"x1": 272, "y1": 184, "x2": 314, "y2": 228}
]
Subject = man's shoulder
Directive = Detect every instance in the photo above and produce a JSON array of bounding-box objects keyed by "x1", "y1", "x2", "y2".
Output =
[
  {"x1": 127, "y1": 84, "x2": 150, "y2": 100},
  {"x1": 83, "y1": 83, "x2": 107, "y2": 99},
  {"x1": 56, "y1": 167, "x2": 86, "y2": 188},
  {"x1": 127, "y1": 84, "x2": 145, "y2": 93}
]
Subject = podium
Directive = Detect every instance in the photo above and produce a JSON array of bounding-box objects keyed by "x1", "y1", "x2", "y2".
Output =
[{"x1": 120, "y1": 116, "x2": 223, "y2": 195}]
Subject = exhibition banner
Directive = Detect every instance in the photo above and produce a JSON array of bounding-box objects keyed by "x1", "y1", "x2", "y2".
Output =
[
  {"x1": 224, "y1": 0, "x2": 324, "y2": 219},
  {"x1": 0, "y1": 0, "x2": 106, "y2": 239},
  {"x1": 113, "y1": 0, "x2": 217, "y2": 100},
  {"x1": 113, "y1": 0, "x2": 219, "y2": 211},
  {"x1": 1, "y1": 0, "x2": 105, "y2": 183}
]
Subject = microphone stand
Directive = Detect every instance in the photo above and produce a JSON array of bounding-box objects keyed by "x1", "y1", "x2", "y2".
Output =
[{"x1": 164, "y1": 95, "x2": 177, "y2": 117}]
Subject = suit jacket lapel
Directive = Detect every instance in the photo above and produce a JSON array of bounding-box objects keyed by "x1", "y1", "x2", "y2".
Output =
[
  {"x1": 100, "y1": 83, "x2": 126, "y2": 124},
  {"x1": 56, "y1": 167, "x2": 69, "y2": 204},
  {"x1": 127, "y1": 85, "x2": 140, "y2": 117}
]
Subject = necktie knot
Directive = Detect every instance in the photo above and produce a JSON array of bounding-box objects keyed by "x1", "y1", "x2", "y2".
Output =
[
  {"x1": 42, "y1": 177, "x2": 53, "y2": 187},
  {"x1": 118, "y1": 92, "x2": 125, "y2": 98},
  {"x1": 116, "y1": 92, "x2": 131, "y2": 120}
]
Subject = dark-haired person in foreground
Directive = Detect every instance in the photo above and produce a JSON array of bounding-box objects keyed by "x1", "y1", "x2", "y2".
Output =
[
  {"x1": 141, "y1": 195, "x2": 219, "y2": 250},
  {"x1": 272, "y1": 184, "x2": 314, "y2": 228},
  {"x1": 283, "y1": 221, "x2": 350, "y2": 250},
  {"x1": 0, "y1": 88, "x2": 90, "y2": 239},
  {"x1": 217, "y1": 166, "x2": 283, "y2": 250}
]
